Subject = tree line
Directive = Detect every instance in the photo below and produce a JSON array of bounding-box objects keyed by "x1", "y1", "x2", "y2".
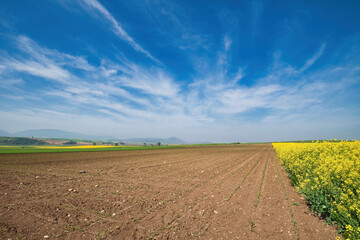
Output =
[{"x1": 0, "y1": 137, "x2": 47, "y2": 145}]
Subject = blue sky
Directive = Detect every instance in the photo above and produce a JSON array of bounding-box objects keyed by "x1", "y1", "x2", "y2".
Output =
[{"x1": 0, "y1": 0, "x2": 360, "y2": 142}]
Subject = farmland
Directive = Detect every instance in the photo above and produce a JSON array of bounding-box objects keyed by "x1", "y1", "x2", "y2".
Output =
[{"x1": 0, "y1": 144, "x2": 340, "y2": 239}]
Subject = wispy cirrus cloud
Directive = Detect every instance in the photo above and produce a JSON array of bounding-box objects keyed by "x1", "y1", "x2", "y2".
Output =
[
  {"x1": 0, "y1": 36, "x2": 89, "y2": 84},
  {"x1": 0, "y1": 78, "x2": 24, "y2": 90},
  {"x1": 0, "y1": 34, "x2": 182, "y2": 122},
  {"x1": 77, "y1": 0, "x2": 161, "y2": 64},
  {"x1": 185, "y1": 36, "x2": 360, "y2": 120},
  {"x1": 124, "y1": 0, "x2": 210, "y2": 51},
  {"x1": 105, "y1": 58, "x2": 180, "y2": 98},
  {"x1": 5, "y1": 59, "x2": 71, "y2": 83},
  {"x1": 223, "y1": 35, "x2": 232, "y2": 51},
  {"x1": 299, "y1": 43, "x2": 326, "y2": 72}
]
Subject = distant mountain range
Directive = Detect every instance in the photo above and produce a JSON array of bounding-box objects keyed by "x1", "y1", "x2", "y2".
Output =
[
  {"x1": 0, "y1": 129, "x2": 186, "y2": 144},
  {"x1": 0, "y1": 130, "x2": 9, "y2": 136}
]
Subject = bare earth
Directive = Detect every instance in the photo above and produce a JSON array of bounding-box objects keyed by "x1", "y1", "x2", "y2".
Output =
[{"x1": 0, "y1": 144, "x2": 340, "y2": 239}]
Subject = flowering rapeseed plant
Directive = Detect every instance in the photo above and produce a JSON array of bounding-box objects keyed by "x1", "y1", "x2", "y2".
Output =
[{"x1": 273, "y1": 141, "x2": 360, "y2": 239}]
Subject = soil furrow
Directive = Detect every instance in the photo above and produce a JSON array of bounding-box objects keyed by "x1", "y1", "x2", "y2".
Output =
[{"x1": 115, "y1": 148, "x2": 265, "y2": 230}]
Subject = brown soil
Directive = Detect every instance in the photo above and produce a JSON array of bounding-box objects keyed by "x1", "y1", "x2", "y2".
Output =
[{"x1": 0, "y1": 144, "x2": 340, "y2": 239}]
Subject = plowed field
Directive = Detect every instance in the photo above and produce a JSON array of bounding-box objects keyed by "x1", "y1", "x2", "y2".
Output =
[{"x1": 0, "y1": 144, "x2": 339, "y2": 239}]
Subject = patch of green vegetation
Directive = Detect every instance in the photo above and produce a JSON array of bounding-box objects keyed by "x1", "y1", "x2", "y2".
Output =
[
  {"x1": 66, "y1": 224, "x2": 85, "y2": 233},
  {"x1": 147, "y1": 230, "x2": 159, "y2": 240},
  {"x1": 0, "y1": 145, "x2": 186, "y2": 154},
  {"x1": 0, "y1": 136, "x2": 47, "y2": 145},
  {"x1": 63, "y1": 140, "x2": 77, "y2": 145},
  {"x1": 249, "y1": 218, "x2": 255, "y2": 232}
]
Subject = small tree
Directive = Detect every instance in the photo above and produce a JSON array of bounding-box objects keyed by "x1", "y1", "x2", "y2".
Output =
[
  {"x1": 115, "y1": 143, "x2": 118, "y2": 146},
  {"x1": 63, "y1": 140, "x2": 77, "y2": 145},
  {"x1": 157, "y1": 142, "x2": 161, "y2": 146}
]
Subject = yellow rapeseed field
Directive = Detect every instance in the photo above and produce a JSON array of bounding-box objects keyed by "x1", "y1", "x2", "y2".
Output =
[{"x1": 273, "y1": 141, "x2": 360, "y2": 240}]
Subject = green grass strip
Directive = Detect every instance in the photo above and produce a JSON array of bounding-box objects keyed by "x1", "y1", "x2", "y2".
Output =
[{"x1": 0, "y1": 145, "x2": 188, "y2": 154}]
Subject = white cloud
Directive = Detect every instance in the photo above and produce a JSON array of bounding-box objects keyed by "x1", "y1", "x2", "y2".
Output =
[
  {"x1": 215, "y1": 84, "x2": 285, "y2": 114},
  {"x1": 114, "y1": 64, "x2": 179, "y2": 98}
]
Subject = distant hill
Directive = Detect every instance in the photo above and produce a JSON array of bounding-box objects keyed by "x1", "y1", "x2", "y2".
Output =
[{"x1": 0, "y1": 130, "x2": 10, "y2": 136}]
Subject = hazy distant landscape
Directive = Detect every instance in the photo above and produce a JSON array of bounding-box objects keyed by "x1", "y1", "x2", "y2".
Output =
[{"x1": 0, "y1": 129, "x2": 187, "y2": 145}]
